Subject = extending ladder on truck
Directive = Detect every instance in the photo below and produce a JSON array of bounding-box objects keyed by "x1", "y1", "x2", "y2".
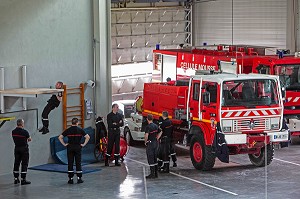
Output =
[{"x1": 62, "y1": 83, "x2": 85, "y2": 130}]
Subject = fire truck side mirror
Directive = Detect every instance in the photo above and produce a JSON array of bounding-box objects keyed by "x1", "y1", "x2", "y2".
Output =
[{"x1": 202, "y1": 92, "x2": 210, "y2": 105}]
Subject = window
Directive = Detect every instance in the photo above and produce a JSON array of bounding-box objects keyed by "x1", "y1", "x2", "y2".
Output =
[
  {"x1": 124, "y1": 104, "x2": 135, "y2": 118},
  {"x1": 193, "y1": 83, "x2": 200, "y2": 100},
  {"x1": 206, "y1": 84, "x2": 217, "y2": 103}
]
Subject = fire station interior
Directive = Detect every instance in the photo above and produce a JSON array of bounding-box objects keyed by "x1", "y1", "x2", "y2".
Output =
[{"x1": 0, "y1": 0, "x2": 300, "y2": 199}]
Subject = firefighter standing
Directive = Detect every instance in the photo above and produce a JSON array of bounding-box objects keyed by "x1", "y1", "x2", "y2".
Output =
[
  {"x1": 39, "y1": 81, "x2": 63, "y2": 134},
  {"x1": 145, "y1": 114, "x2": 162, "y2": 179},
  {"x1": 12, "y1": 119, "x2": 31, "y2": 185},
  {"x1": 157, "y1": 111, "x2": 174, "y2": 173},
  {"x1": 58, "y1": 118, "x2": 90, "y2": 184},
  {"x1": 105, "y1": 104, "x2": 124, "y2": 167}
]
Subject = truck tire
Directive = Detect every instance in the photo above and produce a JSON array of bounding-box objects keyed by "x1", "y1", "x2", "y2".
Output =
[
  {"x1": 248, "y1": 144, "x2": 274, "y2": 167},
  {"x1": 124, "y1": 128, "x2": 134, "y2": 146},
  {"x1": 190, "y1": 134, "x2": 215, "y2": 171}
]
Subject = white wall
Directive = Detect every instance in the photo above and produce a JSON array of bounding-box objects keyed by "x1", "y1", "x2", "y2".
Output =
[
  {"x1": 0, "y1": 0, "x2": 94, "y2": 174},
  {"x1": 192, "y1": 0, "x2": 287, "y2": 49}
]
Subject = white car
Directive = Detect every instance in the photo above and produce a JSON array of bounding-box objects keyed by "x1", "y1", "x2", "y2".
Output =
[{"x1": 112, "y1": 100, "x2": 144, "y2": 146}]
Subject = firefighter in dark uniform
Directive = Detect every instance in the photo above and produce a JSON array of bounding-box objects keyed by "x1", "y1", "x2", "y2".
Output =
[
  {"x1": 157, "y1": 111, "x2": 174, "y2": 173},
  {"x1": 12, "y1": 119, "x2": 31, "y2": 185},
  {"x1": 105, "y1": 104, "x2": 124, "y2": 166},
  {"x1": 145, "y1": 114, "x2": 162, "y2": 179},
  {"x1": 58, "y1": 118, "x2": 90, "y2": 184},
  {"x1": 39, "y1": 81, "x2": 63, "y2": 134}
]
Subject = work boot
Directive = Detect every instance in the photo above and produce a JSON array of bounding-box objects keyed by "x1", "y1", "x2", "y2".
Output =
[
  {"x1": 154, "y1": 165, "x2": 158, "y2": 178},
  {"x1": 105, "y1": 157, "x2": 109, "y2": 166},
  {"x1": 157, "y1": 159, "x2": 163, "y2": 169},
  {"x1": 115, "y1": 157, "x2": 121, "y2": 166},
  {"x1": 158, "y1": 163, "x2": 164, "y2": 173},
  {"x1": 42, "y1": 127, "x2": 50, "y2": 134},
  {"x1": 68, "y1": 178, "x2": 74, "y2": 184},
  {"x1": 21, "y1": 179, "x2": 31, "y2": 185},
  {"x1": 14, "y1": 178, "x2": 20, "y2": 184},
  {"x1": 146, "y1": 166, "x2": 155, "y2": 179},
  {"x1": 162, "y1": 163, "x2": 170, "y2": 173},
  {"x1": 173, "y1": 162, "x2": 177, "y2": 167},
  {"x1": 77, "y1": 177, "x2": 84, "y2": 184},
  {"x1": 39, "y1": 126, "x2": 45, "y2": 132}
]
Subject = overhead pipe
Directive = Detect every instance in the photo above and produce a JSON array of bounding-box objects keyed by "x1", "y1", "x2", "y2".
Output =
[
  {"x1": 0, "y1": 67, "x2": 4, "y2": 113},
  {"x1": 21, "y1": 65, "x2": 27, "y2": 110},
  {"x1": 111, "y1": 6, "x2": 187, "y2": 11}
]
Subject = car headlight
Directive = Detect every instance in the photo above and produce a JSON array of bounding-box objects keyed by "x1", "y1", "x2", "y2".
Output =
[{"x1": 134, "y1": 127, "x2": 141, "y2": 131}]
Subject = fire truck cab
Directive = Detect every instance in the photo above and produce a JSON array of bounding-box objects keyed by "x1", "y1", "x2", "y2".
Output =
[
  {"x1": 142, "y1": 72, "x2": 289, "y2": 170},
  {"x1": 253, "y1": 55, "x2": 300, "y2": 136},
  {"x1": 153, "y1": 45, "x2": 300, "y2": 137}
]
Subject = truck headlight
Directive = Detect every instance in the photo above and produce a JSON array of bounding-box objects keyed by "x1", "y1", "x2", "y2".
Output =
[
  {"x1": 223, "y1": 126, "x2": 232, "y2": 132},
  {"x1": 270, "y1": 117, "x2": 280, "y2": 130},
  {"x1": 222, "y1": 120, "x2": 233, "y2": 132},
  {"x1": 271, "y1": 124, "x2": 279, "y2": 130}
]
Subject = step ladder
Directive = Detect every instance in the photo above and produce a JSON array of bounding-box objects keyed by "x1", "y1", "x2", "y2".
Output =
[{"x1": 62, "y1": 83, "x2": 85, "y2": 130}]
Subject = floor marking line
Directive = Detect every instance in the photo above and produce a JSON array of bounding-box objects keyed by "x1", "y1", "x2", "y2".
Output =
[
  {"x1": 126, "y1": 157, "x2": 238, "y2": 196},
  {"x1": 274, "y1": 158, "x2": 300, "y2": 166},
  {"x1": 143, "y1": 166, "x2": 148, "y2": 199}
]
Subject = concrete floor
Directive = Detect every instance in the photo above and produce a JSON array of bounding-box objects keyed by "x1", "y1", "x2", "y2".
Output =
[{"x1": 1, "y1": 138, "x2": 300, "y2": 199}]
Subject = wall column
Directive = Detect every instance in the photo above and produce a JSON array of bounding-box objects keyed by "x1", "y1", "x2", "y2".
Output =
[
  {"x1": 93, "y1": 0, "x2": 112, "y2": 118},
  {"x1": 287, "y1": 0, "x2": 297, "y2": 52}
]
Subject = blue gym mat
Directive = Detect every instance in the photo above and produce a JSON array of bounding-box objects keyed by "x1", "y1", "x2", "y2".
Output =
[
  {"x1": 29, "y1": 164, "x2": 101, "y2": 174},
  {"x1": 50, "y1": 127, "x2": 98, "y2": 165}
]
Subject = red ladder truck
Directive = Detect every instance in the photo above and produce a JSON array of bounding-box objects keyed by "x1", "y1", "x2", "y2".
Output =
[{"x1": 142, "y1": 71, "x2": 288, "y2": 170}]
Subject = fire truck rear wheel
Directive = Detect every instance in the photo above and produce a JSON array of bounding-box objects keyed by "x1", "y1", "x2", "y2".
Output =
[
  {"x1": 190, "y1": 134, "x2": 215, "y2": 171},
  {"x1": 248, "y1": 144, "x2": 274, "y2": 167}
]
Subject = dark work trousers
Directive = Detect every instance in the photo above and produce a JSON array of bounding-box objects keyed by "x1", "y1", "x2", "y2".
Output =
[
  {"x1": 158, "y1": 137, "x2": 170, "y2": 164},
  {"x1": 146, "y1": 140, "x2": 158, "y2": 166},
  {"x1": 106, "y1": 130, "x2": 120, "y2": 158},
  {"x1": 67, "y1": 144, "x2": 82, "y2": 178},
  {"x1": 41, "y1": 103, "x2": 55, "y2": 128},
  {"x1": 169, "y1": 142, "x2": 177, "y2": 162},
  {"x1": 13, "y1": 146, "x2": 29, "y2": 179}
]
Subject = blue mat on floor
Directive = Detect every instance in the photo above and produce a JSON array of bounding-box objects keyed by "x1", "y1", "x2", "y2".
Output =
[
  {"x1": 29, "y1": 164, "x2": 101, "y2": 174},
  {"x1": 50, "y1": 127, "x2": 98, "y2": 165}
]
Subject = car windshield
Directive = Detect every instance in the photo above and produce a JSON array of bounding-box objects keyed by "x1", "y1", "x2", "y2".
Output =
[
  {"x1": 222, "y1": 79, "x2": 279, "y2": 107},
  {"x1": 274, "y1": 64, "x2": 300, "y2": 91},
  {"x1": 123, "y1": 103, "x2": 135, "y2": 118}
]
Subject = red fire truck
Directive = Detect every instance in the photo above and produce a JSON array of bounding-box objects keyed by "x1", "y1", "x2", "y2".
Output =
[
  {"x1": 153, "y1": 45, "x2": 300, "y2": 136},
  {"x1": 142, "y1": 71, "x2": 289, "y2": 170}
]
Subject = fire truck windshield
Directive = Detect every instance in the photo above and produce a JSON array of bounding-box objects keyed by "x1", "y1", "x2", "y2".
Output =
[
  {"x1": 222, "y1": 79, "x2": 279, "y2": 107},
  {"x1": 274, "y1": 65, "x2": 300, "y2": 91}
]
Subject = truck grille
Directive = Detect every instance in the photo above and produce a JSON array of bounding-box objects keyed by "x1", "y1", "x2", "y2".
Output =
[{"x1": 233, "y1": 118, "x2": 270, "y2": 131}]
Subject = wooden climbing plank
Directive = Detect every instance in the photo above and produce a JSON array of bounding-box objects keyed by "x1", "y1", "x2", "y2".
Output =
[{"x1": 0, "y1": 88, "x2": 63, "y2": 97}]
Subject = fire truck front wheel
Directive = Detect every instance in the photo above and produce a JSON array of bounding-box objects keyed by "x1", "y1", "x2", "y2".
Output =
[
  {"x1": 248, "y1": 144, "x2": 274, "y2": 167},
  {"x1": 190, "y1": 134, "x2": 215, "y2": 171}
]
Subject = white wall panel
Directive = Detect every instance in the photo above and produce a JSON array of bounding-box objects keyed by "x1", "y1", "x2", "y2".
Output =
[
  {"x1": 111, "y1": 3, "x2": 190, "y2": 65},
  {"x1": 193, "y1": 0, "x2": 287, "y2": 48}
]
